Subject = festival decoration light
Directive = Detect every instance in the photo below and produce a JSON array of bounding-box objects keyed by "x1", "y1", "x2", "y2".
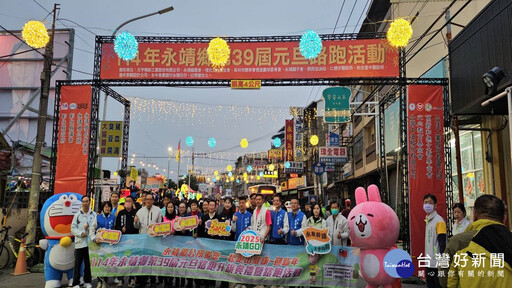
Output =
[
  {"x1": 240, "y1": 138, "x2": 248, "y2": 148},
  {"x1": 207, "y1": 37, "x2": 230, "y2": 69},
  {"x1": 22, "y1": 21, "x2": 50, "y2": 49},
  {"x1": 208, "y1": 138, "x2": 217, "y2": 148},
  {"x1": 114, "y1": 32, "x2": 138, "y2": 61},
  {"x1": 228, "y1": 171, "x2": 233, "y2": 177},
  {"x1": 247, "y1": 165, "x2": 252, "y2": 173},
  {"x1": 273, "y1": 137, "x2": 282, "y2": 148},
  {"x1": 227, "y1": 165, "x2": 233, "y2": 172},
  {"x1": 269, "y1": 164, "x2": 275, "y2": 171},
  {"x1": 216, "y1": 176, "x2": 220, "y2": 180},
  {"x1": 285, "y1": 162, "x2": 291, "y2": 169},
  {"x1": 213, "y1": 178, "x2": 217, "y2": 183},
  {"x1": 236, "y1": 179, "x2": 240, "y2": 183},
  {"x1": 259, "y1": 172, "x2": 264, "y2": 177},
  {"x1": 387, "y1": 18, "x2": 413, "y2": 48},
  {"x1": 299, "y1": 30, "x2": 322, "y2": 60},
  {"x1": 256, "y1": 176, "x2": 261, "y2": 180},
  {"x1": 230, "y1": 176, "x2": 234, "y2": 181},
  {"x1": 310, "y1": 135, "x2": 319, "y2": 146},
  {"x1": 207, "y1": 177, "x2": 211, "y2": 182},
  {"x1": 214, "y1": 170, "x2": 219, "y2": 176},
  {"x1": 129, "y1": 96, "x2": 289, "y2": 128},
  {"x1": 186, "y1": 136, "x2": 194, "y2": 146}
]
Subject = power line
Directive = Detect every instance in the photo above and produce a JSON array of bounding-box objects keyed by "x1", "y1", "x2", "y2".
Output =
[
  {"x1": 341, "y1": 0, "x2": 358, "y2": 34},
  {"x1": 332, "y1": 0, "x2": 347, "y2": 34}
]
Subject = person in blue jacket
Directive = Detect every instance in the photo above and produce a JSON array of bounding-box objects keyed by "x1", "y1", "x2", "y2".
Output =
[
  {"x1": 232, "y1": 196, "x2": 252, "y2": 241},
  {"x1": 287, "y1": 197, "x2": 307, "y2": 246},
  {"x1": 185, "y1": 199, "x2": 203, "y2": 238},
  {"x1": 91, "y1": 201, "x2": 116, "y2": 288},
  {"x1": 269, "y1": 194, "x2": 289, "y2": 244}
]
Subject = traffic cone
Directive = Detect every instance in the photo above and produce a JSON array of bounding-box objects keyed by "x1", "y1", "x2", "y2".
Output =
[{"x1": 11, "y1": 238, "x2": 30, "y2": 275}]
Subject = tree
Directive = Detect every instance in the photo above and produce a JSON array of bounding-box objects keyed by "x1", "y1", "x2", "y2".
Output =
[
  {"x1": 179, "y1": 174, "x2": 198, "y2": 191},
  {"x1": 167, "y1": 179, "x2": 177, "y2": 190}
]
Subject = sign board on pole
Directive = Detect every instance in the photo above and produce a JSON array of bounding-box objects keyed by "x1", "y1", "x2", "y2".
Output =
[
  {"x1": 323, "y1": 87, "x2": 351, "y2": 123},
  {"x1": 313, "y1": 162, "x2": 325, "y2": 175},
  {"x1": 327, "y1": 124, "x2": 340, "y2": 147},
  {"x1": 284, "y1": 161, "x2": 304, "y2": 174},
  {"x1": 99, "y1": 121, "x2": 123, "y2": 157},
  {"x1": 319, "y1": 147, "x2": 348, "y2": 163}
]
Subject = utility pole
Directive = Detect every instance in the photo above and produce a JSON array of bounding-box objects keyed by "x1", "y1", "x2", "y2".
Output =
[
  {"x1": 189, "y1": 148, "x2": 195, "y2": 187},
  {"x1": 26, "y1": 3, "x2": 58, "y2": 246}
]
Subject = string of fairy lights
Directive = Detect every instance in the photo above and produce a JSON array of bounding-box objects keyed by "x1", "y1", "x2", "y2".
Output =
[
  {"x1": 19, "y1": 16, "x2": 413, "y2": 184},
  {"x1": 128, "y1": 97, "x2": 290, "y2": 128}
]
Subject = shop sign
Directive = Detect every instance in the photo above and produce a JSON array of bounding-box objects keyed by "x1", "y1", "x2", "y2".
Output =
[
  {"x1": 284, "y1": 161, "x2": 304, "y2": 173},
  {"x1": 323, "y1": 87, "x2": 351, "y2": 123},
  {"x1": 319, "y1": 147, "x2": 348, "y2": 163},
  {"x1": 267, "y1": 149, "x2": 283, "y2": 160}
]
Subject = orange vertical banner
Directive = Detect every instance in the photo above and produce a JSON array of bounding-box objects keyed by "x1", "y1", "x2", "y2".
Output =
[
  {"x1": 407, "y1": 85, "x2": 446, "y2": 272},
  {"x1": 54, "y1": 85, "x2": 92, "y2": 195}
]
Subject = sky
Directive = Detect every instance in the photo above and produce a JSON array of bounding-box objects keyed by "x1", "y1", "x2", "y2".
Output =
[{"x1": 1, "y1": 0, "x2": 368, "y2": 180}]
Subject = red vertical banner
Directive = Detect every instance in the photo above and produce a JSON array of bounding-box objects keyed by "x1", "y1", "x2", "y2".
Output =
[
  {"x1": 54, "y1": 85, "x2": 92, "y2": 195},
  {"x1": 407, "y1": 85, "x2": 446, "y2": 267},
  {"x1": 285, "y1": 120, "x2": 294, "y2": 162}
]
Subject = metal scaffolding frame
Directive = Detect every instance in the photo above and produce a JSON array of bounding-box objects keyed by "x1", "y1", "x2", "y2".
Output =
[
  {"x1": 443, "y1": 86, "x2": 454, "y2": 236},
  {"x1": 50, "y1": 81, "x2": 131, "y2": 194},
  {"x1": 49, "y1": 34, "x2": 453, "y2": 253}
]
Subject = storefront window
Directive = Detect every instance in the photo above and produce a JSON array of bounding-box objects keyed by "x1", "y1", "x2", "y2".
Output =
[{"x1": 451, "y1": 131, "x2": 485, "y2": 219}]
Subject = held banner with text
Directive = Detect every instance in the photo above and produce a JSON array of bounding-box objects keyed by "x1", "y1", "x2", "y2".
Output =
[
  {"x1": 100, "y1": 39, "x2": 398, "y2": 80},
  {"x1": 89, "y1": 234, "x2": 360, "y2": 287},
  {"x1": 54, "y1": 85, "x2": 92, "y2": 195}
]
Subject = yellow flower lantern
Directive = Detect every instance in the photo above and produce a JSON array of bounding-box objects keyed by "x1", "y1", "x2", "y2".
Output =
[
  {"x1": 22, "y1": 21, "x2": 50, "y2": 49},
  {"x1": 310, "y1": 135, "x2": 319, "y2": 146},
  {"x1": 387, "y1": 18, "x2": 413, "y2": 48},
  {"x1": 207, "y1": 37, "x2": 230, "y2": 70},
  {"x1": 240, "y1": 138, "x2": 249, "y2": 148}
]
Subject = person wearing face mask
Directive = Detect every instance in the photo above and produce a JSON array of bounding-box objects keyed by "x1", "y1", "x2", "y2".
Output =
[
  {"x1": 326, "y1": 200, "x2": 349, "y2": 246},
  {"x1": 423, "y1": 193, "x2": 446, "y2": 288}
]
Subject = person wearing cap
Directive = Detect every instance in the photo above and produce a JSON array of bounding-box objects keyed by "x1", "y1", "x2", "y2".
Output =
[{"x1": 341, "y1": 199, "x2": 351, "y2": 219}]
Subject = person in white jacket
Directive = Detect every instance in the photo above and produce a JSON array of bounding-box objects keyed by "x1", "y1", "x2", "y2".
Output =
[
  {"x1": 70, "y1": 195, "x2": 96, "y2": 288},
  {"x1": 134, "y1": 194, "x2": 163, "y2": 234},
  {"x1": 133, "y1": 194, "x2": 162, "y2": 286},
  {"x1": 326, "y1": 200, "x2": 349, "y2": 246}
]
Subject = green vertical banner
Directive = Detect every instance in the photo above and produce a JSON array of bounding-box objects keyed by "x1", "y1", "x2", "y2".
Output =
[{"x1": 323, "y1": 87, "x2": 351, "y2": 123}]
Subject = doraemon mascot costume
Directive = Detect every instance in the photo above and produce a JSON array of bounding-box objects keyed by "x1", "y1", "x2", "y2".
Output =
[{"x1": 39, "y1": 193, "x2": 83, "y2": 288}]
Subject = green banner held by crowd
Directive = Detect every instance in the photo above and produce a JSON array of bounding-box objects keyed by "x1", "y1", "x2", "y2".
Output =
[{"x1": 89, "y1": 234, "x2": 360, "y2": 287}]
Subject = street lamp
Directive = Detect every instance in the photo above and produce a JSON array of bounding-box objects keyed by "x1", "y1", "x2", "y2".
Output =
[
  {"x1": 168, "y1": 147, "x2": 173, "y2": 179},
  {"x1": 98, "y1": 6, "x2": 175, "y2": 176}
]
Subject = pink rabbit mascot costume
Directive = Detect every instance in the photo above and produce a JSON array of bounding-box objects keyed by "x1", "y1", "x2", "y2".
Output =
[{"x1": 348, "y1": 185, "x2": 400, "y2": 288}]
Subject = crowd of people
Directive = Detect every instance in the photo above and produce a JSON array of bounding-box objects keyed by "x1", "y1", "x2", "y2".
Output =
[
  {"x1": 69, "y1": 185, "x2": 352, "y2": 288},
  {"x1": 69, "y1": 183, "x2": 511, "y2": 288}
]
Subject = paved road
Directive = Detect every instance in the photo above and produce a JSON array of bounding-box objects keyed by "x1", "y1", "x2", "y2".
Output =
[{"x1": 0, "y1": 268, "x2": 426, "y2": 288}]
